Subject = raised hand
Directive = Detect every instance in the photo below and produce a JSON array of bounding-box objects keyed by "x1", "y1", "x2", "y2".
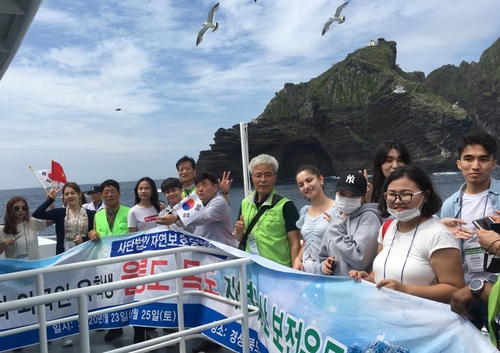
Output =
[{"x1": 218, "y1": 171, "x2": 233, "y2": 194}]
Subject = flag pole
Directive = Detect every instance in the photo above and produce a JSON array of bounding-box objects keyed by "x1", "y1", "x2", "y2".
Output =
[{"x1": 28, "y1": 165, "x2": 49, "y2": 195}]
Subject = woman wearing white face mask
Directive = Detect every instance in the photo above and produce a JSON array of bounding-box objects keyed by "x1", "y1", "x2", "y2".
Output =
[
  {"x1": 350, "y1": 165, "x2": 465, "y2": 303},
  {"x1": 319, "y1": 171, "x2": 382, "y2": 276}
]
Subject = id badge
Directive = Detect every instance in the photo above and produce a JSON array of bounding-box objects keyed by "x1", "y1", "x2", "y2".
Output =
[
  {"x1": 65, "y1": 238, "x2": 76, "y2": 251},
  {"x1": 464, "y1": 241, "x2": 485, "y2": 273},
  {"x1": 247, "y1": 234, "x2": 260, "y2": 255},
  {"x1": 16, "y1": 253, "x2": 28, "y2": 260}
]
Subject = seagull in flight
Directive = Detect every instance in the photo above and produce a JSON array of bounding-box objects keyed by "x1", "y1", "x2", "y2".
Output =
[
  {"x1": 322, "y1": 2, "x2": 348, "y2": 36},
  {"x1": 196, "y1": 2, "x2": 220, "y2": 46},
  {"x1": 453, "y1": 101, "x2": 459, "y2": 110},
  {"x1": 393, "y1": 85, "x2": 405, "y2": 94}
]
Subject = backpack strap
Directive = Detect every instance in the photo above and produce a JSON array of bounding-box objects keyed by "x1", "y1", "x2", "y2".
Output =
[
  {"x1": 381, "y1": 219, "x2": 394, "y2": 240},
  {"x1": 238, "y1": 194, "x2": 283, "y2": 250}
]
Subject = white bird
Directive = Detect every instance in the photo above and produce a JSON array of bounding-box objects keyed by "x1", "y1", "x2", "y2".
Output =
[
  {"x1": 322, "y1": 2, "x2": 348, "y2": 36},
  {"x1": 453, "y1": 101, "x2": 459, "y2": 110},
  {"x1": 393, "y1": 85, "x2": 405, "y2": 94},
  {"x1": 196, "y1": 2, "x2": 220, "y2": 46}
]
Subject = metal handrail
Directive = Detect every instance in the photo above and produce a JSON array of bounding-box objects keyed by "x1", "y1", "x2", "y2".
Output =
[{"x1": 0, "y1": 245, "x2": 258, "y2": 353}]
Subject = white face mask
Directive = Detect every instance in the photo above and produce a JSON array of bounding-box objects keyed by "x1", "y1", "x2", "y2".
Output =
[
  {"x1": 387, "y1": 197, "x2": 424, "y2": 222},
  {"x1": 335, "y1": 196, "x2": 362, "y2": 215}
]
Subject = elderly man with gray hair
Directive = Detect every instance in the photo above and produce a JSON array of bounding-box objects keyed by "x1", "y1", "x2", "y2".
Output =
[{"x1": 233, "y1": 154, "x2": 301, "y2": 268}]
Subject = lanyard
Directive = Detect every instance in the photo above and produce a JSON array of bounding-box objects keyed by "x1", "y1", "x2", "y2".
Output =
[
  {"x1": 457, "y1": 187, "x2": 489, "y2": 219},
  {"x1": 383, "y1": 217, "x2": 422, "y2": 283}
]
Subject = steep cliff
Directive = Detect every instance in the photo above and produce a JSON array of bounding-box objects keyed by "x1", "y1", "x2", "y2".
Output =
[
  {"x1": 197, "y1": 38, "x2": 475, "y2": 182},
  {"x1": 425, "y1": 37, "x2": 500, "y2": 135}
]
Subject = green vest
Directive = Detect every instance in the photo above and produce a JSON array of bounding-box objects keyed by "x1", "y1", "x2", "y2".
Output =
[
  {"x1": 95, "y1": 205, "x2": 130, "y2": 236},
  {"x1": 181, "y1": 185, "x2": 197, "y2": 198},
  {"x1": 488, "y1": 280, "x2": 500, "y2": 347},
  {"x1": 241, "y1": 190, "x2": 291, "y2": 267}
]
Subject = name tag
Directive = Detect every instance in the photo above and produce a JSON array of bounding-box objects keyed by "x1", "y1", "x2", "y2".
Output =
[
  {"x1": 248, "y1": 234, "x2": 260, "y2": 255},
  {"x1": 464, "y1": 241, "x2": 485, "y2": 273}
]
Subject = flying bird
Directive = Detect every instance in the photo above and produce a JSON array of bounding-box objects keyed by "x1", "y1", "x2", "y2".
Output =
[
  {"x1": 393, "y1": 85, "x2": 405, "y2": 94},
  {"x1": 196, "y1": 2, "x2": 220, "y2": 46},
  {"x1": 453, "y1": 101, "x2": 459, "y2": 110},
  {"x1": 322, "y1": 2, "x2": 348, "y2": 36},
  {"x1": 115, "y1": 108, "x2": 122, "y2": 111}
]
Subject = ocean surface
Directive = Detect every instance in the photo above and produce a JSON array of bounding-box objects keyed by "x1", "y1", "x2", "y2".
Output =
[{"x1": 2, "y1": 170, "x2": 500, "y2": 238}]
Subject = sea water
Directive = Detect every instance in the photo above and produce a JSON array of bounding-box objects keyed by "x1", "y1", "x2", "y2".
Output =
[{"x1": 1, "y1": 170, "x2": 499, "y2": 238}]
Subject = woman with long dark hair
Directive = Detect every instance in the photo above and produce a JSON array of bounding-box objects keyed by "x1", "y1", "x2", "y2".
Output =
[
  {"x1": 369, "y1": 141, "x2": 412, "y2": 203},
  {"x1": 127, "y1": 177, "x2": 161, "y2": 343},
  {"x1": 0, "y1": 196, "x2": 53, "y2": 260},
  {"x1": 128, "y1": 177, "x2": 161, "y2": 233}
]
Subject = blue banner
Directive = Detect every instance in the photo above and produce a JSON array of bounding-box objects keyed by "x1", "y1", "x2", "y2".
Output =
[{"x1": 0, "y1": 228, "x2": 496, "y2": 352}]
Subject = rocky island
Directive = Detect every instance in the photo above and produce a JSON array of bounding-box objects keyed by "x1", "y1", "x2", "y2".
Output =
[{"x1": 197, "y1": 38, "x2": 500, "y2": 182}]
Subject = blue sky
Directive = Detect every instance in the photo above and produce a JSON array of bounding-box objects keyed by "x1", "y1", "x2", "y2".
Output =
[{"x1": 1, "y1": 0, "x2": 500, "y2": 190}]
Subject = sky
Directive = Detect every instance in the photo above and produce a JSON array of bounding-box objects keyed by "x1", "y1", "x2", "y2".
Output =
[{"x1": 1, "y1": 0, "x2": 500, "y2": 190}]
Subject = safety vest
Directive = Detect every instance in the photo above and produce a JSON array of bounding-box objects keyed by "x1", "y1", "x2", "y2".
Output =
[
  {"x1": 181, "y1": 185, "x2": 196, "y2": 198},
  {"x1": 95, "y1": 205, "x2": 130, "y2": 236},
  {"x1": 241, "y1": 190, "x2": 291, "y2": 267}
]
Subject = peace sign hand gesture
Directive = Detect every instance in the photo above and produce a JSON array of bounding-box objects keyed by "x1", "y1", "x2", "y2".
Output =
[{"x1": 47, "y1": 186, "x2": 62, "y2": 201}]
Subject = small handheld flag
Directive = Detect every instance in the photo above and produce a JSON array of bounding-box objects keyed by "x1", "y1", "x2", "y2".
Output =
[
  {"x1": 173, "y1": 193, "x2": 206, "y2": 226},
  {"x1": 51, "y1": 160, "x2": 67, "y2": 184}
]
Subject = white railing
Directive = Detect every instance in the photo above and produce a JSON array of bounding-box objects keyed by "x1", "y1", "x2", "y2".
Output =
[{"x1": 0, "y1": 246, "x2": 259, "y2": 353}]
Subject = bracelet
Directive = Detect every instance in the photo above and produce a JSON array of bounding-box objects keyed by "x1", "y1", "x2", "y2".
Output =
[{"x1": 221, "y1": 191, "x2": 229, "y2": 195}]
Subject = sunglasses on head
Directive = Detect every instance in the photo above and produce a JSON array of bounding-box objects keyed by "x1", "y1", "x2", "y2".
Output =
[{"x1": 13, "y1": 206, "x2": 28, "y2": 212}]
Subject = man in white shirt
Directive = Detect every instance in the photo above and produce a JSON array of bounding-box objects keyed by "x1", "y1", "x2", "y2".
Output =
[
  {"x1": 83, "y1": 186, "x2": 105, "y2": 212},
  {"x1": 441, "y1": 130, "x2": 500, "y2": 330}
]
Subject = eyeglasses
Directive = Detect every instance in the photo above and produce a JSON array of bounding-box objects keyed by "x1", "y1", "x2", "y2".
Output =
[
  {"x1": 13, "y1": 206, "x2": 28, "y2": 212},
  {"x1": 383, "y1": 191, "x2": 423, "y2": 204},
  {"x1": 252, "y1": 173, "x2": 276, "y2": 180}
]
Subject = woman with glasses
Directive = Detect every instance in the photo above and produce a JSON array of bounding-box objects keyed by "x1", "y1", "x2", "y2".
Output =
[
  {"x1": 0, "y1": 196, "x2": 53, "y2": 260},
  {"x1": 350, "y1": 165, "x2": 465, "y2": 303},
  {"x1": 294, "y1": 165, "x2": 335, "y2": 273}
]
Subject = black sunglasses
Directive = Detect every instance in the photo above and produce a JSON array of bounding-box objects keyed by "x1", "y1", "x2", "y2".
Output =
[{"x1": 13, "y1": 206, "x2": 28, "y2": 212}]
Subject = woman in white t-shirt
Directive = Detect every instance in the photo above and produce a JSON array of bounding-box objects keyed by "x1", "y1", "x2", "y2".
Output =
[
  {"x1": 128, "y1": 177, "x2": 161, "y2": 232},
  {"x1": 350, "y1": 165, "x2": 465, "y2": 303},
  {"x1": 0, "y1": 196, "x2": 53, "y2": 260},
  {"x1": 294, "y1": 165, "x2": 335, "y2": 273},
  {"x1": 127, "y1": 177, "x2": 161, "y2": 343}
]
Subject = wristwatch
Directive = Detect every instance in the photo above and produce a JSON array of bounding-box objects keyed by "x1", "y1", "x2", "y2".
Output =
[{"x1": 469, "y1": 279, "x2": 485, "y2": 298}]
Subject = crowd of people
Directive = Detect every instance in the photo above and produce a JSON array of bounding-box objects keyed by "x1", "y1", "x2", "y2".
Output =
[{"x1": 1, "y1": 130, "x2": 500, "y2": 350}]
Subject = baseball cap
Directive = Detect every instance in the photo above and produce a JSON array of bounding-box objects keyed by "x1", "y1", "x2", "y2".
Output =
[
  {"x1": 87, "y1": 186, "x2": 101, "y2": 195},
  {"x1": 334, "y1": 171, "x2": 367, "y2": 196}
]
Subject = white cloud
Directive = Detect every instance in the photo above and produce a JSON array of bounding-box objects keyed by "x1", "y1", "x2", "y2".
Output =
[{"x1": 1, "y1": 0, "x2": 499, "y2": 189}]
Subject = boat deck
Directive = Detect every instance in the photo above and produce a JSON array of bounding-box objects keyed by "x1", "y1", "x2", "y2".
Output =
[{"x1": 14, "y1": 327, "x2": 233, "y2": 353}]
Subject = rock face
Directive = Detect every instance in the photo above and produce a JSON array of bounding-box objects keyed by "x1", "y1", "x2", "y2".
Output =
[
  {"x1": 425, "y1": 37, "x2": 500, "y2": 136},
  {"x1": 196, "y1": 38, "x2": 499, "y2": 183}
]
